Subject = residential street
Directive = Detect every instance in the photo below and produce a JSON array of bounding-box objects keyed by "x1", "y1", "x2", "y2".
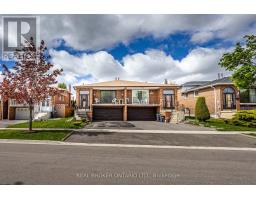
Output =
[{"x1": 0, "y1": 141, "x2": 256, "y2": 184}]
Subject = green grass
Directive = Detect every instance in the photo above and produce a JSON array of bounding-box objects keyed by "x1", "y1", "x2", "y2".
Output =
[
  {"x1": 7, "y1": 118, "x2": 86, "y2": 129},
  {"x1": 186, "y1": 117, "x2": 256, "y2": 131},
  {"x1": 0, "y1": 130, "x2": 70, "y2": 141}
]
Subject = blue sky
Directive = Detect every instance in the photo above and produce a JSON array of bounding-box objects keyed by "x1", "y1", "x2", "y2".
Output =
[{"x1": 1, "y1": 15, "x2": 256, "y2": 85}]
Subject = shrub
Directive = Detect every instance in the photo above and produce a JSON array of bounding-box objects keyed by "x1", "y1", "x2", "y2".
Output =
[
  {"x1": 195, "y1": 97, "x2": 210, "y2": 121},
  {"x1": 230, "y1": 110, "x2": 256, "y2": 128}
]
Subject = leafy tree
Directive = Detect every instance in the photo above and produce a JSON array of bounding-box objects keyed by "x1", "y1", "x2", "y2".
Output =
[
  {"x1": 58, "y1": 82, "x2": 67, "y2": 89},
  {"x1": 0, "y1": 38, "x2": 62, "y2": 132},
  {"x1": 219, "y1": 35, "x2": 256, "y2": 89},
  {"x1": 195, "y1": 97, "x2": 210, "y2": 121}
]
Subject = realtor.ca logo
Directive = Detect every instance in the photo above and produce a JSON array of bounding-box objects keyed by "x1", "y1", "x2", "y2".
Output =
[{"x1": 2, "y1": 16, "x2": 39, "y2": 60}]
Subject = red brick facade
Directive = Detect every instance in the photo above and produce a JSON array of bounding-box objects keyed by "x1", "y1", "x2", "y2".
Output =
[
  {"x1": 177, "y1": 84, "x2": 240, "y2": 116},
  {"x1": 75, "y1": 80, "x2": 178, "y2": 121}
]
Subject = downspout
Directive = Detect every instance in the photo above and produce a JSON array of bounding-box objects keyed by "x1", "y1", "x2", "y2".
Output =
[{"x1": 211, "y1": 85, "x2": 217, "y2": 118}]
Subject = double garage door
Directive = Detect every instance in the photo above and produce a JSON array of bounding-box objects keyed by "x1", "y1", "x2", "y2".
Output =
[{"x1": 93, "y1": 107, "x2": 156, "y2": 121}]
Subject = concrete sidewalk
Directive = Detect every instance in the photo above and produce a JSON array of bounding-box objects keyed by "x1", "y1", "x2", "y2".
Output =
[{"x1": 0, "y1": 139, "x2": 256, "y2": 151}]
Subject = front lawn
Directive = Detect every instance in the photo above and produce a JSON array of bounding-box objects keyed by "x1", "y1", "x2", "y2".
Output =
[
  {"x1": 7, "y1": 118, "x2": 86, "y2": 129},
  {"x1": 186, "y1": 117, "x2": 256, "y2": 131},
  {"x1": 0, "y1": 130, "x2": 70, "y2": 141}
]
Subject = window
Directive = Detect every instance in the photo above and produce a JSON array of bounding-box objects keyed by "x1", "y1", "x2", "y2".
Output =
[
  {"x1": 42, "y1": 98, "x2": 50, "y2": 107},
  {"x1": 132, "y1": 90, "x2": 149, "y2": 104},
  {"x1": 194, "y1": 90, "x2": 199, "y2": 97},
  {"x1": 163, "y1": 90, "x2": 174, "y2": 109},
  {"x1": 240, "y1": 88, "x2": 256, "y2": 103},
  {"x1": 100, "y1": 90, "x2": 116, "y2": 103},
  {"x1": 182, "y1": 93, "x2": 188, "y2": 99}
]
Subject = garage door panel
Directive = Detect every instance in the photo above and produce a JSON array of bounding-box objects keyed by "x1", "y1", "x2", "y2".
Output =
[
  {"x1": 15, "y1": 108, "x2": 30, "y2": 120},
  {"x1": 93, "y1": 107, "x2": 123, "y2": 121},
  {"x1": 128, "y1": 107, "x2": 156, "y2": 121}
]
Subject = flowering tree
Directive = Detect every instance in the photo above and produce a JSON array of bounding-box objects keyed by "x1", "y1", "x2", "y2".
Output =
[{"x1": 0, "y1": 38, "x2": 62, "y2": 131}]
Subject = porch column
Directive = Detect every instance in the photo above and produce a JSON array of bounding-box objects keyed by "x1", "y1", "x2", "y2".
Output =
[
  {"x1": 89, "y1": 89, "x2": 93, "y2": 111},
  {"x1": 76, "y1": 89, "x2": 80, "y2": 108},
  {"x1": 236, "y1": 90, "x2": 241, "y2": 111},
  {"x1": 159, "y1": 88, "x2": 163, "y2": 113},
  {"x1": 174, "y1": 88, "x2": 178, "y2": 110},
  {"x1": 123, "y1": 87, "x2": 127, "y2": 121}
]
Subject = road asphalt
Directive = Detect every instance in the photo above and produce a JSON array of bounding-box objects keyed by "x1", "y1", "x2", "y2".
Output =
[
  {"x1": 67, "y1": 131, "x2": 256, "y2": 147},
  {"x1": 0, "y1": 141, "x2": 256, "y2": 184}
]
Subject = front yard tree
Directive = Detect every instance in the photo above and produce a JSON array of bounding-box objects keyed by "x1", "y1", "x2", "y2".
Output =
[
  {"x1": 195, "y1": 97, "x2": 210, "y2": 121},
  {"x1": 219, "y1": 35, "x2": 256, "y2": 89},
  {"x1": 0, "y1": 38, "x2": 62, "y2": 132}
]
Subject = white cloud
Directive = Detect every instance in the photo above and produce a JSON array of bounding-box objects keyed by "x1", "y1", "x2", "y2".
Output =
[
  {"x1": 50, "y1": 49, "x2": 124, "y2": 85},
  {"x1": 39, "y1": 15, "x2": 256, "y2": 50},
  {"x1": 50, "y1": 47, "x2": 229, "y2": 86},
  {"x1": 190, "y1": 31, "x2": 214, "y2": 44}
]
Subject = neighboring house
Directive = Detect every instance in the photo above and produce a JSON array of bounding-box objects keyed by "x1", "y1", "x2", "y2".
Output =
[
  {"x1": 74, "y1": 79, "x2": 179, "y2": 121},
  {"x1": 0, "y1": 88, "x2": 72, "y2": 120},
  {"x1": 0, "y1": 99, "x2": 2, "y2": 120},
  {"x1": 177, "y1": 77, "x2": 256, "y2": 119},
  {"x1": 52, "y1": 88, "x2": 73, "y2": 118}
]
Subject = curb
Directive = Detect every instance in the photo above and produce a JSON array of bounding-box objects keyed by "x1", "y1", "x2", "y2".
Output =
[{"x1": 74, "y1": 129, "x2": 250, "y2": 135}]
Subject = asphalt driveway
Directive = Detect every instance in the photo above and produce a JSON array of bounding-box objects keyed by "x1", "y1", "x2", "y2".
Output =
[
  {"x1": 86, "y1": 121, "x2": 214, "y2": 131},
  {"x1": 66, "y1": 131, "x2": 256, "y2": 148}
]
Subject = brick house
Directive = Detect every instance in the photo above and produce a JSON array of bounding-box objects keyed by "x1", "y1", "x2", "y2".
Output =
[
  {"x1": 74, "y1": 79, "x2": 179, "y2": 121},
  {"x1": 177, "y1": 77, "x2": 256, "y2": 118},
  {"x1": 0, "y1": 88, "x2": 72, "y2": 120}
]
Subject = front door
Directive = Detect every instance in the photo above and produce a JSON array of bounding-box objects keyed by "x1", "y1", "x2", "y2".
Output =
[
  {"x1": 3, "y1": 100, "x2": 8, "y2": 119},
  {"x1": 224, "y1": 93, "x2": 235, "y2": 109},
  {"x1": 80, "y1": 94, "x2": 89, "y2": 109}
]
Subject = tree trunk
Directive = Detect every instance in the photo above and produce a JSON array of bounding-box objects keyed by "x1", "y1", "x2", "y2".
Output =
[{"x1": 29, "y1": 104, "x2": 33, "y2": 132}]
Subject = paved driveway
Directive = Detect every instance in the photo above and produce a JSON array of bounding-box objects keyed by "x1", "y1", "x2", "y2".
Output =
[
  {"x1": 129, "y1": 121, "x2": 214, "y2": 131},
  {"x1": 86, "y1": 121, "x2": 213, "y2": 131},
  {"x1": 0, "y1": 120, "x2": 27, "y2": 128}
]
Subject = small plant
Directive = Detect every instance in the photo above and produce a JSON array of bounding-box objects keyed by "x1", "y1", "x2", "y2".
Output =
[
  {"x1": 195, "y1": 97, "x2": 210, "y2": 121},
  {"x1": 73, "y1": 121, "x2": 82, "y2": 126}
]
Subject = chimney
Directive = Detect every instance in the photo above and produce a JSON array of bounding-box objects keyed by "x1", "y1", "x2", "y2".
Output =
[
  {"x1": 69, "y1": 84, "x2": 71, "y2": 92},
  {"x1": 164, "y1": 79, "x2": 168, "y2": 84}
]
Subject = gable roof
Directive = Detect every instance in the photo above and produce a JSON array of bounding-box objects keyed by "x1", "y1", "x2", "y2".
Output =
[
  {"x1": 183, "y1": 77, "x2": 233, "y2": 93},
  {"x1": 74, "y1": 79, "x2": 178, "y2": 88},
  {"x1": 181, "y1": 81, "x2": 209, "y2": 86}
]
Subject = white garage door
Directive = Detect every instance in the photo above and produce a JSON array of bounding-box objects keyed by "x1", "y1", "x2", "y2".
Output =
[{"x1": 15, "y1": 108, "x2": 30, "y2": 120}]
